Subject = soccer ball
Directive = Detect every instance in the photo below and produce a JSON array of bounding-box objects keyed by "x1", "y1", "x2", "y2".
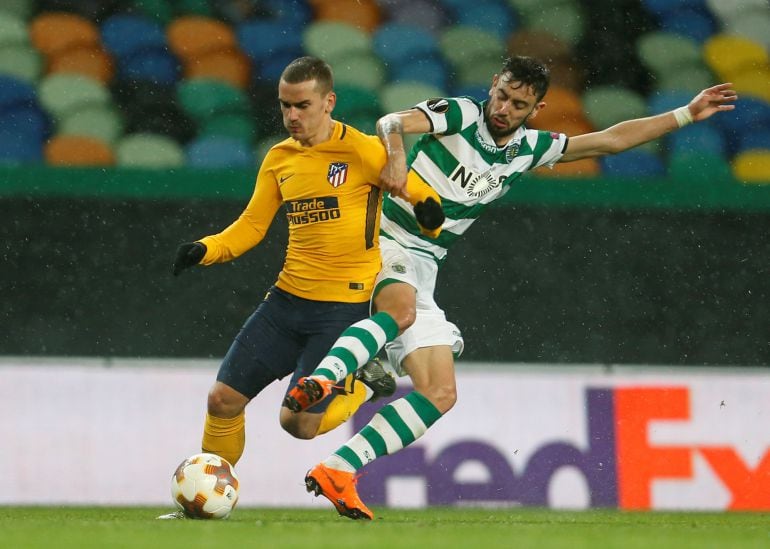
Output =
[{"x1": 170, "y1": 453, "x2": 240, "y2": 519}]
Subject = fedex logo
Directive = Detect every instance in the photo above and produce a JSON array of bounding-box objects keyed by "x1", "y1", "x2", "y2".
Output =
[{"x1": 355, "y1": 387, "x2": 770, "y2": 510}]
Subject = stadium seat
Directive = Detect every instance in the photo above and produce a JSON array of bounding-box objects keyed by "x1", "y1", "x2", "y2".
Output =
[
  {"x1": 710, "y1": 95, "x2": 770, "y2": 137},
  {"x1": 647, "y1": 90, "x2": 694, "y2": 116},
  {"x1": 451, "y1": 84, "x2": 488, "y2": 102},
  {"x1": 117, "y1": 48, "x2": 180, "y2": 85},
  {"x1": 659, "y1": 65, "x2": 715, "y2": 94},
  {"x1": 167, "y1": 16, "x2": 236, "y2": 61},
  {"x1": 236, "y1": 19, "x2": 303, "y2": 65},
  {"x1": 100, "y1": 14, "x2": 167, "y2": 60},
  {"x1": 636, "y1": 31, "x2": 703, "y2": 79},
  {"x1": 380, "y1": 0, "x2": 451, "y2": 34},
  {"x1": 735, "y1": 130, "x2": 770, "y2": 156},
  {"x1": 334, "y1": 84, "x2": 382, "y2": 121},
  {"x1": 439, "y1": 26, "x2": 505, "y2": 70},
  {"x1": 721, "y1": 8, "x2": 770, "y2": 49},
  {"x1": 0, "y1": 12, "x2": 28, "y2": 48},
  {"x1": 655, "y1": 6, "x2": 717, "y2": 43},
  {"x1": 730, "y1": 69, "x2": 770, "y2": 103},
  {"x1": 330, "y1": 52, "x2": 386, "y2": 91},
  {"x1": 372, "y1": 23, "x2": 439, "y2": 67},
  {"x1": 48, "y1": 45, "x2": 114, "y2": 84},
  {"x1": 44, "y1": 134, "x2": 114, "y2": 166},
  {"x1": 0, "y1": 0, "x2": 36, "y2": 20},
  {"x1": 668, "y1": 123, "x2": 727, "y2": 157},
  {"x1": 582, "y1": 85, "x2": 647, "y2": 130},
  {"x1": 703, "y1": 34, "x2": 768, "y2": 81},
  {"x1": 177, "y1": 78, "x2": 250, "y2": 123},
  {"x1": 457, "y1": 56, "x2": 507, "y2": 88},
  {"x1": 0, "y1": 103, "x2": 51, "y2": 141},
  {"x1": 452, "y1": 0, "x2": 519, "y2": 39},
  {"x1": 185, "y1": 135, "x2": 254, "y2": 169},
  {"x1": 506, "y1": 29, "x2": 570, "y2": 63},
  {"x1": 0, "y1": 43, "x2": 42, "y2": 83},
  {"x1": 390, "y1": 55, "x2": 449, "y2": 91},
  {"x1": 313, "y1": 0, "x2": 382, "y2": 33},
  {"x1": 705, "y1": 0, "x2": 768, "y2": 21},
  {"x1": 732, "y1": 150, "x2": 770, "y2": 183},
  {"x1": 38, "y1": 73, "x2": 110, "y2": 118},
  {"x1": 0, "y1": 73, "x2": 36, "y2": 109},
  {"x1": 200, "y1": 112, "x2": 257, "y2": 144},
  {"x1": 522, "y1": 0, "x2": 585, "y2": 46},
  {"x1": 184, "y1": 48, "x2": 251, "y2": 89},
  {"x1": 256, "y1": 48, "x2": 306, "y2": 82},
  {"x1": 30, "y1": 12, "x2": 101, "y2": 56},
  {"x1": 0, "y1": 129, "x2": 42, "y2": 163},
  {"x1": 116, "y1": 133, "x2": 185, "y2": 168},
  {"x1": 302, "y1": 21, "x2": 371, "y2": 64},
  {"x1": 59, "y1": 104, "x2": 124, "y2": 144},
  {"x1": 599, "y1": 149, "x2": 667, "y2": 178},
  {"x1": 379, "y1": 81, "x2": 444, "y2": 114},
  {"x1": 668, "y1": 150, "x2": 733, "y2": 182}
]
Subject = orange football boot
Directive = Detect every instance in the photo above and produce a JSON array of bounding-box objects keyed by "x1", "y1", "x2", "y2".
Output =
[{"x1": 305, "y1": 463, "x2": 373, "y2": 520}]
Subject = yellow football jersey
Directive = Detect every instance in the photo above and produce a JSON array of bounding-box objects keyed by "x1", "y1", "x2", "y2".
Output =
[{"x1": 199, "y1": 121, "x2": 386, "y2": 303}]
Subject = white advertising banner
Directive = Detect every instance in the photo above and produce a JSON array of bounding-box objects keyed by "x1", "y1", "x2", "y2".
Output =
[{"x1": 1, "y1": 358, "x2": 769, "y2": 510}]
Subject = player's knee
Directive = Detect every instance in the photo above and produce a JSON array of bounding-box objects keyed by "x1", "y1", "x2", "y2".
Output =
[
  {"x1": 422, "y1": 383, "x2": 456, "y2": 414},
  {"x1": 207, "y1": 384, "x2": 247, "y2": 418}
]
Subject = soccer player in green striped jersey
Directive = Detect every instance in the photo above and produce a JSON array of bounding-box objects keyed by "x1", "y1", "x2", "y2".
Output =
[{"x1": 292, "y1": 56, "x2": 737, "y2": 520}]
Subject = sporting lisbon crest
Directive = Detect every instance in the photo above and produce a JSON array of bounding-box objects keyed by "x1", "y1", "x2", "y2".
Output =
[{"x1": 327, "y1": 162, "x2": 348, "y2": 188}]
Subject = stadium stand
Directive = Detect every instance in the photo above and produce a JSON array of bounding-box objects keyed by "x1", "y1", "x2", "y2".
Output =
[{"x1": 0, "y1": 0, "x2": 764, "y2": 181}]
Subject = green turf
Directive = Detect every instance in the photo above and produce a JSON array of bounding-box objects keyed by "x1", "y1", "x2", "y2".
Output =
[{"x1": 1, "y1": 507, "x2": 769, "y2": 549}]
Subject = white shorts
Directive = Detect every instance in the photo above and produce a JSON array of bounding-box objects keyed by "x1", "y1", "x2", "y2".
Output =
[{"x1": 374, "y1": 238, "x2": 464, "y2": 376}]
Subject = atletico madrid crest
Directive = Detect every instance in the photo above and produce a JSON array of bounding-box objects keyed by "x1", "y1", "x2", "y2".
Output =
[{"x1": 327, "y1": 162, "x2": 348, "y2": 188}]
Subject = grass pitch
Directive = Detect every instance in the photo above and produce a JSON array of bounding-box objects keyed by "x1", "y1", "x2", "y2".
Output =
[{"x1": 1, "y1": 507, "x2": 769, "y2": 549}]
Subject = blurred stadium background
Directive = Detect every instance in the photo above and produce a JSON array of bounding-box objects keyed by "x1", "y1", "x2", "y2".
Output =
[{"x1": 2, "y1": 0, "x2": 770, "y2": 514}]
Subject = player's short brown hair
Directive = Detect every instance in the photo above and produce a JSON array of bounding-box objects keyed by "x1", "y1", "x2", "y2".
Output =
[{"x1": 280, "y1": 56, "x2": 334, "y2": 95}]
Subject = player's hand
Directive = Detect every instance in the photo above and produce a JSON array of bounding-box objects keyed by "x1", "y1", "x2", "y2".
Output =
[
  {"x1": 688, "y1": 83, "x2": 737, "y2": 122},
  {"x1": 414, "y1": 197, "x2": 444, "y2": 230},
  {"x1": 172, "y1": 242, "x2": 206, "y2": 276},
  {"x1": 414, "y1": 197, "x2": 444, "y2": 238},
  {"x1": 379, "y1": 154, "x2": 410, "y2": 200}
]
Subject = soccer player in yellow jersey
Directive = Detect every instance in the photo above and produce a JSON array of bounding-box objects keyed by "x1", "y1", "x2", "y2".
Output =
[{"x1": 166, "y1": 56, "x2": 443, "y2": 499}]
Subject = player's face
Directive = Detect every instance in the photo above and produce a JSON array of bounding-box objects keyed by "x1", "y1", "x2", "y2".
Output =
[
  {"x1": 278, "y1": 78, "x2": 336, "y2": 146},
  {"x1": 485, "y1": 73, "x2": 545, "y2": 145}
]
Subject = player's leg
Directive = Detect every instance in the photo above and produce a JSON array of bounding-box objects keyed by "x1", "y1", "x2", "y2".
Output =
[
  {"x1": 305, "y1": 345, "x2": 455, "y2": 520},
  {"x1": 279, "y1": 296, "x2": 397, "y2": 438},
  {"x1": 284, "y1": 240, "x2": 417, "y2": 412},
  {"x1": 203, "y1": 287, "x2": 302, "y2": 465}
]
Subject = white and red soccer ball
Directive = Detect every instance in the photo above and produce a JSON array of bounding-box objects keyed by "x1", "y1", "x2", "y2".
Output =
[{"x1": 171, "y1": 453, "x2": 240, "y2": 519}]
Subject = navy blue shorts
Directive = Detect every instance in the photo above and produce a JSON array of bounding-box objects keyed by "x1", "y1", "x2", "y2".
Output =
[{"x1": 216, "y1": 286, "x2": 369, "y2": 412}]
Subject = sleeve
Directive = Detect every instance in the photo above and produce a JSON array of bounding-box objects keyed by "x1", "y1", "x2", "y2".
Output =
[
  {"x1": 198, "y1": 152, "x2": 283, "y2": 264},
  {"x1": 413, "y1": 97, "x2": 481, "y2": 135},
  {"x1": 529, "y1": 130, "x2": 569, "y2": 169},
  {"x1": 358, "y1": 134, "x2": 387, "y2": 187}
]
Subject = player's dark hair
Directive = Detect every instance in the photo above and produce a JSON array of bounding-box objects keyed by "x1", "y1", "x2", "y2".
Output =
[
  {"x1": 281, "y1": 56, "x2": 334, "y2": 95},
  {"x1": 500, "y1": 56, "x2": 550, "y2": 101}
]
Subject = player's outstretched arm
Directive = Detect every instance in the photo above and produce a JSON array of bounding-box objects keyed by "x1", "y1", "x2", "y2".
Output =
[
  {"x1": 561, "y1": 83, "x2": 737, "y2": 163},
  {"x1": 172, "y1": 241, "x2": 207, "y2": 276}
]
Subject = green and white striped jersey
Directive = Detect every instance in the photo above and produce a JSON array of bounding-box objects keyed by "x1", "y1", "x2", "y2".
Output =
[{"x1": 380, "y1": 96, "x2": 568, "y2": 262}]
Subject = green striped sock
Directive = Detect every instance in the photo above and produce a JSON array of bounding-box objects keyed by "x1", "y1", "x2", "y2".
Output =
[
  {"x1": 330, "y1": 391, "x2": 443, "y2": 471},
  {"x1": 314, "y1": 312, "x2": 399, "y2": 382}
]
